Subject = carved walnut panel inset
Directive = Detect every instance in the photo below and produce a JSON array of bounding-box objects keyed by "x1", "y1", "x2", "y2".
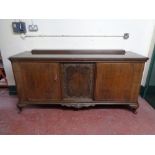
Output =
[{"x1": 62, "y1": 63, "x2": 94, "y2": 101}]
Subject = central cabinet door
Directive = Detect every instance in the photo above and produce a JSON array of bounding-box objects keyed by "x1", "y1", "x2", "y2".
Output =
[{"x1": 62, "y1": 63, "x2": 94, "y2": 101}]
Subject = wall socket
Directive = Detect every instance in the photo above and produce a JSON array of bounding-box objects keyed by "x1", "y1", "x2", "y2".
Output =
[
  {"x1": 28, "y1": 25, "x2": 38, "y2": 32},
  {"x1": 12, "y1": 22, "x2": 26, "y2": 33}
]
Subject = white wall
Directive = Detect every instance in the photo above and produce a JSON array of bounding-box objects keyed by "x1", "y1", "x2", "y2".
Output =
[{"x1": 0, "y1": 19, "x2": 154, "y2": 86}]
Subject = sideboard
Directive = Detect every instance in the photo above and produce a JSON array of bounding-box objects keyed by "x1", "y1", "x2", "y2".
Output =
[{"x1": 9, "y1": 50, "x2": 148, "y2": 113}]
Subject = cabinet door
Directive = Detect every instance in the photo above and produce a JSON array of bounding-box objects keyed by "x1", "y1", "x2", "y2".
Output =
[
  {"x1": 95, "y1": 63, "x2": 144, "y2": 102},
  {"x1": 12, "y1": 62, "x2": 61, "y2": 102},
  {"x1": 62, "y1": 63, "x2": 94, "y2": 101}
]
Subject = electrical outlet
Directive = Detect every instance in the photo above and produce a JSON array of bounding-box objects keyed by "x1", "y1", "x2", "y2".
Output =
[
  {"x1": 12, "y1": 22, "x2": 26, "y2": 33},
  {"x1": 28, "y1": 25, "x2": 38, "y2": 32}
]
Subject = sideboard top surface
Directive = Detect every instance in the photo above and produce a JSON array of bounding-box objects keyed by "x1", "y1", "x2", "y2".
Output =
[{"x1": 9, "y1": 49, "x2": 148, "y2": 62}]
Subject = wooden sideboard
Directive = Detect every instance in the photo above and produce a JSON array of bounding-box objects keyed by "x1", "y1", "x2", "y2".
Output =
[{"x1": 9, "y1": 50, "x2": 148, "y2": 113}]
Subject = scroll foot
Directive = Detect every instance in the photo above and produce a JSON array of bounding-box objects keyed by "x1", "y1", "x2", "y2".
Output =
[
  {"x1": 17, "y1": 105, "x2": 22, "y2": 113},
  {"x1": 129, "y1": 104, "x2": 138, "y2": 114}
]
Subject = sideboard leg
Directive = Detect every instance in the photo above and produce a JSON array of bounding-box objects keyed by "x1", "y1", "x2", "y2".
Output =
[
  {"x1": 129, "y1": 104, "x2": 139, "y2": 114},
  {"x1": 132, "y1": 109, "x2": 138, "y2": 114},
  {"x1": 17, "y1": 104, "x2": 22, "y2": 113}
]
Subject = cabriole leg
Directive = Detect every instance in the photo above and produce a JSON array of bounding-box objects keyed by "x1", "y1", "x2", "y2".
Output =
[
  {"x1": 17, "y1": 104, "x2": 22, "y2": 113},
  {"x1": 129, "y1": 104, "x2": 139, "y2": 114}
]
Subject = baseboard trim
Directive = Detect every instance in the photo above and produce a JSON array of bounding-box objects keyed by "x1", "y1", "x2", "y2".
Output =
[{"x1": 8, "y1": 85, "x2": 17, "y2": 95}]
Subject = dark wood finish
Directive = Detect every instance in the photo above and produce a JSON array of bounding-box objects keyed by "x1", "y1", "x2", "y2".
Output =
[
  {"x1": 0, "y1": 62, "x2": 7, "y2": 87},
  {"x1": 31, "y1": 49, "x2": 126, "y2": 55},
  {"x1": 9, "y1": 50, "x2": 148, "y2": 112},
  {"x1": 12, "y1": 62, "x2": 61, "y2": 103},
  {"x1": 62, "y1": 63, "x2": 94, "y2": 101},
  {"x1": 9, "y1": 50, "x2": 148, "y2": 62},
  {"x1": 95, "y1": 63, "x2": 144, "y2": 103}
]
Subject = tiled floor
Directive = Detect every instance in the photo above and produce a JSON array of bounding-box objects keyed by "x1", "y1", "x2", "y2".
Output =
[{"x1": 0, "y1": 88, "x2": 155, "y2": 135}]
